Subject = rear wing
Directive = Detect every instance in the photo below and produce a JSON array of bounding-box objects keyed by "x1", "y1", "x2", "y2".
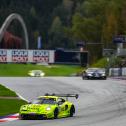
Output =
[{"x1": 45, "y1": 93, "x2": 79, "y2": 99}]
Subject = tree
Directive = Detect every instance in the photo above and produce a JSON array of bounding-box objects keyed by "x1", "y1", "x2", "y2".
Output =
[
  {"x1": 49, "y1": 16, "x2": 65, "y2": 48},
  {"x1": 102, "y1": 1, "x2": 120, "y2": 48},
  {"x1": 70, "y1": 0, "x2": 110, "y2": 62}
]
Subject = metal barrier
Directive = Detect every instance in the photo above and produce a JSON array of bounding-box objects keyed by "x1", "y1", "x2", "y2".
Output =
[{"x1": 109, "y1": 67, "x2": 126, "y2": 76}]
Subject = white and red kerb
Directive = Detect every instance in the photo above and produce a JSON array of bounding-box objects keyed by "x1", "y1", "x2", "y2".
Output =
[{"x1": 0, "y1": 113, "x2": 19, "y2": 123}]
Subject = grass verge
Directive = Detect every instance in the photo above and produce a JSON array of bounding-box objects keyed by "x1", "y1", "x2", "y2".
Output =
[
  {"x1": 0, "y1": 64, "x2": 83, "y2": 76},
  {"x1": 0, "y1": 99, "x2": 26, "y2": 116},
  {"x1": 0, "y1": 84, "x2": 27, "y2": 116},
  {"x1": 0, "y1": 84, "x2": 17, "y2": 97}
]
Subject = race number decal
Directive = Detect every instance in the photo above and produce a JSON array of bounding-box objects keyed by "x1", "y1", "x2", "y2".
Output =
[
  {"x1": 12, "y1": 50, "x2": 28, "y2": 62},
  {"x1": 33, "y1": 50, "x2": 49, "y2": 63}
]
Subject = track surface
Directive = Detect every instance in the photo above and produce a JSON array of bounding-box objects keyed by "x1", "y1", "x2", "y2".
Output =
[{"x1": 0, "y1": 77, "x2": 126, "y2": 126}]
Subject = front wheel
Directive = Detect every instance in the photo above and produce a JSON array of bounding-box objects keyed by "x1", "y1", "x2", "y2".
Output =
[
  {"x1": 54, "y1": 108, "x2": 58, "y2": 119},
  {"x1": 19, "y1": 114, "x2": 27, "y2": 120},
  {"x1": 102, "y1": 76, "x2": 107, "y2": 80}
]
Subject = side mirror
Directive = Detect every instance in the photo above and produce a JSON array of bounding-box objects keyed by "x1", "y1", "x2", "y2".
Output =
[{"x1": 75, "y1": 94, "x2": 79, "y2": 99}]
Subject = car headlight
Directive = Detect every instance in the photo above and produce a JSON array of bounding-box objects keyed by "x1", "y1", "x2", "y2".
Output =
[
  {"x1": 29, "y1": 73, "x2": 34, "y2": 76},
  {"x1": 21, "y1": 106, "x2": 27, "y2": 110},
  {"x1": 46, "y1": 107, "x2": 51, "y2": 111},
  {"x1": 40, "y1": 73, "x2": 45, "y2": 76},
  {"x1": 87, "y1": 73, "x2": 92, "y2": 76},
  {"x1": 102, "y1": 73, "x2": 105, "y2": 76}
]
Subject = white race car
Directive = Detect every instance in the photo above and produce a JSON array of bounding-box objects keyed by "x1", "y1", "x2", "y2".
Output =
[{"x1": 28, "y1": 70, "x2": 45, "y2": 77}]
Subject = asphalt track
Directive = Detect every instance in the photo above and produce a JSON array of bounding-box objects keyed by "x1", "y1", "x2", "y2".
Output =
[{"x1": 0, "y1": 77, "x2": 126, "y2": 126}]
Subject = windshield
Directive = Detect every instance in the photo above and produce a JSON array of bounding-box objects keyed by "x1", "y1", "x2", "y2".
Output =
[
  {"x1": 87, "y1": 68, "x2": 105, "y2": 73},
  {"x1": 32, "y1": 98, "x2": 56, "y2": 104},
  {"x1": 31, "y1": 70, "x2": 42, "y2": 73}
]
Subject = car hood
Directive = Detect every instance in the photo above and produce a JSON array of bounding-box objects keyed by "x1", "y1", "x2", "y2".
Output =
[{"x1": 86, "y1": 71, "x2": 105, "y2": 74}]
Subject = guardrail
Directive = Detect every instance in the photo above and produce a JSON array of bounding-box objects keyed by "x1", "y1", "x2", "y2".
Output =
[
  {"x1": 109, "y1": 67, "x2": 126, "y2": 76},
  {"x1": 116, "y1": 49, "x2": 126, "y2": 56}
]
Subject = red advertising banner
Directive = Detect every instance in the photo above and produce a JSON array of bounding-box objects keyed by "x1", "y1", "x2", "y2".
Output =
[
  {"x1": 0, "y1": 50, "x2": 7, "y2": 62},
  {"x1": 12, "y1": 50, "x2": 28, "y2": 62},
  {"x1": 33, "y1": 50, "x2": 49, "y2": 62}
]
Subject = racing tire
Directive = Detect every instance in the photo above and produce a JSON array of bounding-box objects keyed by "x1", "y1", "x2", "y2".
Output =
[
  {"x1": 54, "y1": 108, "x2": 58, "y2": 119},
  {"x1": 70, "y1": 105, "x2": 75, "y2": 117},
  {"x1": 19, "y1": 114, "x2": 27, "y2": 120}
]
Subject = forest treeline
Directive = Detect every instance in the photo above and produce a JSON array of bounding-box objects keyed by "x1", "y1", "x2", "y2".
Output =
[{"x1": 0, "y1": 0, "x2": 126, "y2": 62}]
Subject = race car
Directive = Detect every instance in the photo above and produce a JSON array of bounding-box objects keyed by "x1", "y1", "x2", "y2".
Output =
[
  {"x1": 82, "y1": 68, "x2": 107, "y2": 80},
  {"x1": 19, "y1": 93, "x2": 79, "y2": 120},
  {"x1": 28, "y1": 70, "x2": 45, "y2": 77}
]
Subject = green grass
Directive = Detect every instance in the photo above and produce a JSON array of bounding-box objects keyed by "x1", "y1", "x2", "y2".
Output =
[
  {"x1": 0, "y1": 99, "x2": 26, "y2": 116},
  {"x1": 0, "y1": 64, "x2": 83, "y2": 76},
  {"x1": 91, "y1": 58, "x2": 108, "y2": 68},
  {"x1": 0, "y1": 84, "x2": 17, "y2": 97},
  {"x1": 0, "y1": 84, "x2": 27, "y2": 116},
  {"x1": 91, "y1": 57, "x2": 122, "y2": 68}
]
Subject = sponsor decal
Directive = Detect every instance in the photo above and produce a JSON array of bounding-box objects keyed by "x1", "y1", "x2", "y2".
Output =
[
  {"x1": 0, "y1": 49, "x2": 54, "y2": 63},
  {"x1": 33, "y1": 50, "x2": 49, "y2": 63},
  {"x1": 0, "y1": 50, "x2": 7, "y2": 62},
  {"x1": 12, "y1": 50, "x2": 28, "y2": 62}
]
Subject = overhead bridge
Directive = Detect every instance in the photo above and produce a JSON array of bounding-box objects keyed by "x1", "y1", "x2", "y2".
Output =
[{"x1": 0, "y1": 13, "x2": 29, "y2": 49}]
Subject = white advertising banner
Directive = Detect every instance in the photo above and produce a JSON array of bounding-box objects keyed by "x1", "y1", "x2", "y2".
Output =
[
  {"x1": 11, "y1": 50, "x2": 28, "y2": 62},
  {"x1": 0, "y1": 49, "x2": 54, "y2": 63},
  {"x1": 0, "y1": 50, "x2": 7, "y2": 62},
  {"x1": 32, "y1": 50, "x2": 49, "y2": 63}
]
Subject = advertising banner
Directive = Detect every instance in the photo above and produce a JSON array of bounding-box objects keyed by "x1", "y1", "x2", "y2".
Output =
[
  {"x1": 55, "y1": 50, "x2": 88, "y2": 66},
  {"x1": 0, "y1": 50, "x2": 7, "y2": 62},
  {"x1": 113, "y1": 35, "x2": 126, "y2": 43},
  {"x1": 0, "y1": 49, "x2": 54, "y2": 63},
  {"x1": 33, "y1": 50, "x2": 49, "y2": 63},
  {"x1": 12, "y1": 50, "x2": 28, "y2": 62},
  {"x1": 37, "y1": 36, "x2": 42, "y2": 49}
]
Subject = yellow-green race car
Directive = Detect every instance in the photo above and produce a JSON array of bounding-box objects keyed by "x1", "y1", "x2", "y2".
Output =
[{"x1": 19, "y1": 93, "x2": 79, "y2": 120}]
